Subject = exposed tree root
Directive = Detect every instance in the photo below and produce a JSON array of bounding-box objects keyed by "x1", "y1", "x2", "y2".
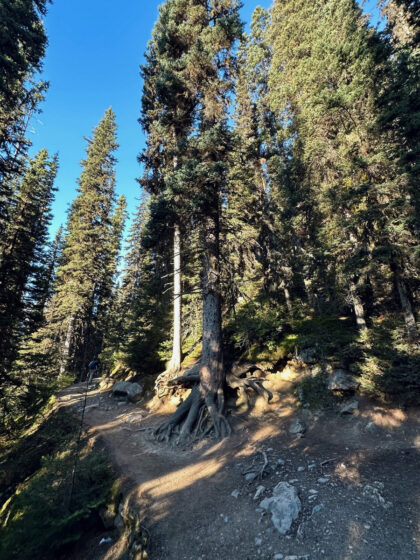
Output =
[{"x1": 152, "y1": 363, "x2": 272, "y2": 443}]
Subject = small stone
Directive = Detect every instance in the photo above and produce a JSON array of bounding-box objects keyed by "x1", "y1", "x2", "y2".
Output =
[
  {"x1": 289, "y1": 418, "x2": 306, "y2": 435},
  {"x1": 289, "y1": 479, "x2": 298, "y2": 484},
  {"x1": 365, "y1": 421, "x2": 377, "y2": 432},
  {"x1": 309, "y1": 489, "x2": 318, "y2": 494},
  {"x1": 308, "y1": 464, "x2": 316, "y2": 470},
  {"x1": 273, "y1": 555, "x2": 284, "y2": 560},
  {"x1": 317, "y1": 477, "x2": 330, "y2": 483},
  {"x1": 231, "y1": 489, "x2": 240, "y2": 499},
  {"x1": 245, "y1": 472, "x2": 258, "y2": 482},
  {"x1": 277, "y1": 459, "x2": 285, "y2": 466},
  {"x1": 254, "y1": 485, "x2": 266, "y2": 500},
  {"x1": 340, "y1": 399, "x2": 359, "y2": 415},
  {"x1": 311, "y1": 504, "x2": 324, "y2": 515},
  {"x1": 297, "y1": 466, "x2": 305, "y2": 472},
  {"x1": 114, "y1": 513, "x2": 124, "y2": 529},
  {"x1": 255, "y1": 537, "x2": 262, "y2": 546}
]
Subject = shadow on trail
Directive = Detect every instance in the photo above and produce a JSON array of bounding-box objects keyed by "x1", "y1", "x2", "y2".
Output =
[{"x1": 63, "y1": 382, "x2": 420, "y2": 560}]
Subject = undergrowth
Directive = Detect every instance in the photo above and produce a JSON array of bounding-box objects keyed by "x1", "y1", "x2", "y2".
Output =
[
  {"x1": 0, "y1": 409, "x2": 114, "y2": 560},
  {"x1": 225, "y1": 299, "x2": 420, "y2": 407}
]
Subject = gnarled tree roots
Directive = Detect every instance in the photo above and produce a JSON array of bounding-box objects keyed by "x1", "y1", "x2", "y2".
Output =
[{"x1": 153, "y1": 365, "x2": 273, "y2": 444}]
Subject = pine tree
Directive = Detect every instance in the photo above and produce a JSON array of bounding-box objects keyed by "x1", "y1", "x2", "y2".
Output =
[
  {"x1": 52, "y1": 108, "x2": 125, "y2": 378},
  {"x1": 139, "y1": 0, "x2": 200, "y2": 375},
  {"x1": 268, "y1": 0, "x2": 418, "y2": 334},
  {"x1": 0, "y1": 0, "x2": 50, "y2": 236},
  {"x1": 0, "y1": 149, "x2": 57, "y2": 423},
  {"x1": 151, "y1": 0, "x2": 243, "y2": 440}
]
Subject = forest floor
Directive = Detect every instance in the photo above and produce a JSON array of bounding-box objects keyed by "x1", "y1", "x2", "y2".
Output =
[{"x1": 59, "y1": 380, "x2": 420, "y2": 560}]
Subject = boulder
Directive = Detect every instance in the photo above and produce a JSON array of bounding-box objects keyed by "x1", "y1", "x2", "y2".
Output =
[
  {"x1": 112, "y1": 381, "x2": 143, "y2": 403},
  {"x1": 328, "y1": 369, "x2": 360, "y2": 392},
  {"x1": 260, "y1": 482, "x2": 301, "y2": 534}
]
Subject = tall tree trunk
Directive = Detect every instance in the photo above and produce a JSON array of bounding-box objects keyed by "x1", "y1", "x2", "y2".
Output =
[
  {"x1": 393, "y1": 267, "x2": 418, "y2": 339},
  {"x1": 168, "y1": 222, "x2": 182, "y2": 372},
  {"x1": 59, "y1": 316, "x2": 75, "y2": 376},
  {"x1": 349, "y1": 279, "x2": 367, "y2": 331},
  {"x1": 167, "y1": 137, "x2": 182, "y2": 374},
  {"x1": 198, "y1": 210, "x2": 228, "y2": 436}
]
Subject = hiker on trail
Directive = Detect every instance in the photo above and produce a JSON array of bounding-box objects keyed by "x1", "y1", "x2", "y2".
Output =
[{"x1": 87, "y1": 358, "x2": 99, "y2": 383}]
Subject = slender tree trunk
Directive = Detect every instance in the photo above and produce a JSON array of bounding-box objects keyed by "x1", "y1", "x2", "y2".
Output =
[
  {"x1": 284, "y1": 286, "x2": 293, "y2": 315},
  {"x1": 167, "y1": 137, "x2": 182, "y2": 373},
  {"x1": 393, "y1": 268, "x2": 418, "y2": 339},
  {"x1": 349, "y1": 280, "x2": 367, "y2": 331},
  {"x1": 168, "y1": 222, "x2": 182, "y2": 372},
  {"x1": 59, "y1": 316, "x2": 75, "y2": 376},
  {"x1": 199, "y1": 211, "x2": 225, "y2": 421}
]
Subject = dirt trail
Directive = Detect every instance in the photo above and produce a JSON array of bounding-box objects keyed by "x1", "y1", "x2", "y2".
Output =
[{"x1": 58, "y1": 382, "x2": 420, "y2": 560}]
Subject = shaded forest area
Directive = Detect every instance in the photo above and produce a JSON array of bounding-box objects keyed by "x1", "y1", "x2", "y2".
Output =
[{"x1": 1, "y1": 0, "x2": 419, "y2": 438}]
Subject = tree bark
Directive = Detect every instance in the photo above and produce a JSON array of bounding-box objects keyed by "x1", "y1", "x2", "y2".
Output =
[
  {"x1": 393, "y1": 268, "x2": 418, "y2": 339},
  {"x1": 168, "y1": 222, "x2": 182, "y2": 372},
  {"x1": 198, "y1": 210, "x2": 229, "y2": 437},
  {"x1": 59, "y1": 316, "x2": 75, "y2": 376},
  {"x1": 349, "y1": 280, "x2": 367, "y2": 331},
  {"x1": 167, "y1": 135, "x2": 182, "y2": 374}
]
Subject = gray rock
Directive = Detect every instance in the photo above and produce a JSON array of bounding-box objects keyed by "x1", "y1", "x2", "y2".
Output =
[
  {"x1": 274, "y1": 555, "x2": 284, "y2": 560},
  {"x1": 260, "y1": 482, "x2": 301, "y2": 534},
  {"x1": 311, "y1": 504, "x2": 324, "y2": 516},
  {"x1": 231, "y1": 489, "x2": 240, "y2": 498},
  {"x1": 289, "y1": 418, "x2": 306, "y2": 435},
  {"x1": 297, "y1": 347, "x2": 317, "y2": 364},
  {"x1": 317, "y1": 477, "x2": 330, "y2": 483},
  {"x1": 328, "y1": 369, "x2": 360, "y2": 392},
  {"x1": 340, "y1": 398, "x2": 359, "y2": 414},
  {"x1": 114, "y1": 513, "x2": 124, "y2": 529},
  {"x1": 255, "y1": 537, "x2": 262, "y2": 546},
  {"x1": 254, "y1": 485, "x2": 266, "y2": 500},
  {"x1": 112, "y1": 381, "x2": 143, "y2": 402},
  {"x1": 297, "y1": 466, "x2": 305, "y2": 472},
  {"x1": 365, "y1": 421, "x2": 377, "y2": 432},
  {"x1": 245, "y1": 472, "x2": 258, "y2": 482}
]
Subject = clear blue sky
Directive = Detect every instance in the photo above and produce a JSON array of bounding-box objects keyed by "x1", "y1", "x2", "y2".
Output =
[{"x1": 30, "y1": 0, "x2": 381, "y2": 239}]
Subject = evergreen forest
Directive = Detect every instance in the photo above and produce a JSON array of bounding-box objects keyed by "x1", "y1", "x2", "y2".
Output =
[
  {"x1": 0, "y1": 1, "x2": 419, "y2": 555},
  {"x1": 1, "y1": 0, "x2": 419, "y2": 436}
]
